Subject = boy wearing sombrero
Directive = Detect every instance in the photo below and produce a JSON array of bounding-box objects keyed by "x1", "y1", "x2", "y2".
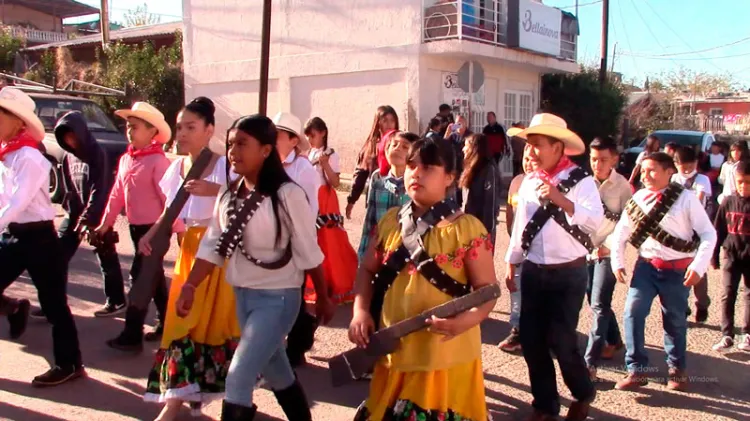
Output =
[
  {"x1": 95, "y1": 102, "x2": 179, "y2": 352},
  {"x1": 610, "y1": 152, "x2": 716, "y2": 391},
  {"x1": 505, "y1": 113, "x2": 601, "y2": 421},
  {"x1": 272, "y1": 111, "x2": 324, "y2": 368},
  {"x1": 0, "y1": 87, "x2": 84, "y2": 387}
]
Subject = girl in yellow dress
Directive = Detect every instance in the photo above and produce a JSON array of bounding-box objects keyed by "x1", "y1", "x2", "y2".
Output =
[
  {"x1": 348, "y1": 139, "x2": 499, "y2": 421},
  {"x1": 138, "y1": 97, "x2": 241, "y2": 421}
]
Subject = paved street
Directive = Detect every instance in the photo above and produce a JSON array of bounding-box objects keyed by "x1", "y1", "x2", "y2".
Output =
[{"x1": 1, "y1": 191, "x2": 749, "y2": 421}]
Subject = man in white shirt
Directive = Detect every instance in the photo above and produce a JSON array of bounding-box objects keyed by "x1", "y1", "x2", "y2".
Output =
[
  {"x1": 671, "y1": 146, "x2": 713, "y2": 323},
  {"x1": 272, "y1": 112, "x2": 323, "y2": 368},
  {"x1": 611, "y1": 152, "x2": 716, "y2": 392},
  {"x1": 0, "y1": 88, "x2": 84, "y2": 387},
  {"x1": 584, "y1": 137, "x2": 632, "y2": 380},
  {"x1": 505, "y1": 113, "x2": 602, "y2": 421}
]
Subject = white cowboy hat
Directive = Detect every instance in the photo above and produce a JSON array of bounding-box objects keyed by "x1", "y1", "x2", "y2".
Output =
[
  {"x1": 516, "y1": 113, "x2": 585, "y2": 156},
  {"x1": 115, "y1": 102, "x2": 172, "y2": 144},
  {"x1": 272, "y1": 112, "x2": 310, "y2": 153},
  {"x1": 0, "y1": 87, "x2": 45, "y2": 142},
  {"x1": 506, "y1": 127, "x2": 524, "y2": 137}
]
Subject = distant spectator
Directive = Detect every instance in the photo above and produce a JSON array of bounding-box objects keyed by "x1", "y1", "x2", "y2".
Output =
[
  {"x1": 443, "y1": 114, "x2": 472, "y2": 207},
  {"x1": 718, "y1": 140, "x2": 750, "y2": 204},
  {"x1": 436, "y1": 103, "x2": 454, "y2": 133},
  {"x1": 508, "y1": 121, "x2": 527, "y2": 176},
  {"x1": 424, "y1": 117, "x2": 443, "y2": 142},
  {"x1": 664, "y1": 142, "x2": 679, "y2": 157},
  {"x1": 629, "y1": 134, "x2": 660, "y2": 189},
  {"x1": 483, "y1": 111, "x2": 507, "y2": 164}
]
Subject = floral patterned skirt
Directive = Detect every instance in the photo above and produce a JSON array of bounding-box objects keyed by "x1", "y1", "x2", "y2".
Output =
[
  {"x1": 144, "y1": 337, "x2": 238, "y2": 407},
  {"x1": 143, "y1": 226, "x2": 241, "y2": 413},
  {"x1": 353, "y1": 359, "x2": 489, "y2": 421}
]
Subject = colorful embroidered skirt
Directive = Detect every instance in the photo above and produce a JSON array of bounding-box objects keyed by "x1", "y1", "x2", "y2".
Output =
[
  {"x1": 144, "y1": 226, "x2": 241, "y2": 411},
  {"x1": 354, "y1": 359, "x2": 489, "y2": 421},
  {"x1": 304, "y1": 185, "x2": 357, "y2": 305}
]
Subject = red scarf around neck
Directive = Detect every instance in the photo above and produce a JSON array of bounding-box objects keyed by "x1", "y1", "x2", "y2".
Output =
[
  {"x1": 0, "y1": 129, "x2": 38, "y2": 162},
  {"x1": 530, "y1": 155, "x2": 575, "y2": 186},
  {"x1": 127, "y1": 142, "x2": 165, "y2": 158}
]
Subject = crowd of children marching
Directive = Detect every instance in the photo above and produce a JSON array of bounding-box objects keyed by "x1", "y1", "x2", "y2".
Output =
[{"x1": 1, "y1": 85, "x2": 749, "y2": 421}]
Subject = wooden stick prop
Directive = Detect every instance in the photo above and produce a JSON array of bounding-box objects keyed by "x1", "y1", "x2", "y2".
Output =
[
  {"x1": 128, "y1": 147, "x2": 214, "y2": 310},
  {"x1": 328, "y1": 283, "x2": 501, "y2": 387}
]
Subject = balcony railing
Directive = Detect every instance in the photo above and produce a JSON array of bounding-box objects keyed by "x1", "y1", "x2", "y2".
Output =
[
  {"x1": 4, "y1": 25, "x2": 69, "y2": 44},
  {"x1": 422, "y1": 0, "x2": 577, "y2": 62}
]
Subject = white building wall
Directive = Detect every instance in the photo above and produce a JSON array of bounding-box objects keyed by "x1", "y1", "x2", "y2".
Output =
[
  {"x1": 182, "y1": 0, "x2": 574, "y2": 172},
  {"x1": 182, "y1": 0, "x2": 427, "y2": 165}
]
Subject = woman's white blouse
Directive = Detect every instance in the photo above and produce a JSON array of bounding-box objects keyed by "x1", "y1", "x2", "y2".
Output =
[
  {"x1": 196, "y1": 182, "x2": 324, "y2": 289},
  {"x1": 308, "y1": 147, "x2": 340, "y2": 186},
  {"x1": 159, "y1": 156, "x2": 236, "y2": 226}
]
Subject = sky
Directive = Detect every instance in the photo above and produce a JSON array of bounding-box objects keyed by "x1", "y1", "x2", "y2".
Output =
[{"x1": 68, "y1": 0, "x2": 750, "y2": 89}]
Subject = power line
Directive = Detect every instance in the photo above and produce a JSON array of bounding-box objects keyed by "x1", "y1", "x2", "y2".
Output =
[
  {"x1": 616, "y1": 0, "x2": 639, "y2": 79},
  {"x1": 559, "y1": 0, "x2": 603, "y2": 10},
  {"x1": 633, "y1": 36, "x2": 750, "y2": 57},
  {"x1": 620, "y1": 51, "x2": 750, "y2": 61},
  {"x1": 641, "y1": 0, "x2": 724, "y2": 73},
  {"x1": 628, "y1": 0, "x2": 681, "y2": 69}
]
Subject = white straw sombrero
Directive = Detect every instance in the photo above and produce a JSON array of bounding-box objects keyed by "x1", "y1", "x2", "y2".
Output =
[
  {"x1": 0, "y1": 87, "x2": 45, "y2": 142},
  {"x1": 272, "y1": 112, "x2": 310, "y2": 153},
  {"x1": 515, "y1": 113, "x2": 585, "y2": 156},
  {"x1": 115, "y1": 102, "x2": 172, "y2": 144}
]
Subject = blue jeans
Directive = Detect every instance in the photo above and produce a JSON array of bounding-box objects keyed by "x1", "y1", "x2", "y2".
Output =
[
  {"x1": 225, "y1": 287, "x2": 301, "y2": 407},
  {"x1": 585, "y1": 258, "x2": 623, "y2": 367},
  {"x1": 624, "y1": 260, "x2": 690, "y2": 372},
  {"x1": 509, "y1": 264, "x2": 522, "y2": 329}
]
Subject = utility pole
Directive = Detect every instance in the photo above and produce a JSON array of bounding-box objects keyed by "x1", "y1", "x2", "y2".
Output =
[
  {"x1": 610, "y1": 42, "x2": 617, "y2": 73},
  {"x1": 100, "y1": 0, "x2": 110, "y2": 47},
  {"x1": 258, "y1": 0, "x2": 272, "y2": 116},
  {"x1": 599, "y1": 0, "x2": 609, "y2": 88}
]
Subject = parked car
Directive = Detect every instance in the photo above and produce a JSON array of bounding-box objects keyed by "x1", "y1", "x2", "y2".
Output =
[
  {"x1": 617, "y1": 130, "x2": 716, "y2": 178},
  {"x1": 29, "y1": 93, "x2": 129, "y2": 203}
]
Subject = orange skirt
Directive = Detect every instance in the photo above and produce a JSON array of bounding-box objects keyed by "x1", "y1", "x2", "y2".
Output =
[{"x1": 304, "y1": 185, "x2": 357, "y2": 305}]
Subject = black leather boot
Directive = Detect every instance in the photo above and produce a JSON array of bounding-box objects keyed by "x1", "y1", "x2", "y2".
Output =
[
  {"x1": 221, "y1": 400, "x2": 257, "y2": 421},
  {"x1": 273, "y1": 378, "x2": 312, "y2": 421}
]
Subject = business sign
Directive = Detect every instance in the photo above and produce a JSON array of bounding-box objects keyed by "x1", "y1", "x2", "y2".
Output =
[
  {"x1": 507, "y1": 0, "x2": 562, "y2": 57},
  {"x1": 442, "y1": 72, "x2": 485, "y2": 109}
]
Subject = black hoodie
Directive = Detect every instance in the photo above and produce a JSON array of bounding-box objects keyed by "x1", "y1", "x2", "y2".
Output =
[
  {"x1": 712, "y1": 194, "x2": 750, "y2": 267},
  {"x1": 54, "y1": 111, "x2": 114, "y2": 226}
]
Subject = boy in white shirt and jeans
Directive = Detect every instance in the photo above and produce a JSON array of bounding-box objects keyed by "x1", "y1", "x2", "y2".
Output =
[
  {"x1": 612, "y1": 152, "x2": 716, "y2": 392},
  {"x1": 672, "y1": 146, "x2": 712, "y2": 323}
]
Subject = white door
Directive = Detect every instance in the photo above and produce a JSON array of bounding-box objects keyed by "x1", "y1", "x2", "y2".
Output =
[{"x1": 500, "y1": 90, "x2": 533, "y2": 178}]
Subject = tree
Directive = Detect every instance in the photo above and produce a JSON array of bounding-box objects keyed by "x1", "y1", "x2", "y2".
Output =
[
  {"x1": 0, "y1": 29, "x2": 25, "y2": 73},
  {"x1": 647, "y1": 67, "x2": 736, "y2": 98},
  {"x1": 123, "y1": 3, "x2": 161, "y2": 27},
  {"x1": 541, "y1": 66, "x2": 627, "y2": 151},
  {"x1": 96, "y1": 32, "x2": 184, "y2": 133}
]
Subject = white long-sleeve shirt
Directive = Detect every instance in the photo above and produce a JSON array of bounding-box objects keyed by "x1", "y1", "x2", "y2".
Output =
[
  {"x1": 0, "y1": 147, "x2": 56, "y2": 232},
  {"x1": 505, "y1": 165, "x2": 604, "y2": 265},
  {"x1": 283, "y1": 150, "x2": 321, "y2": 216},
  {"x1": 610, "y1": 187, "x2": 717, "y2": 277},
  {"x1": 196, "y1": 182, "x2": 324, "y2": 289}
]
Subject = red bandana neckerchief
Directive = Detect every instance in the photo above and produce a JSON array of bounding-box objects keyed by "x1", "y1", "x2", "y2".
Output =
[
  {"x1": 0, "y1": 129, "x2": 38, "y2": 162},
  {"x1": 127, "y1": 142, "x2": 165, "y2": 158},
  {"x1": 644, "y1": 189, "x2": 665, "y2": 203},
  {"x1": 529, "y1": 155, "x2": 575, "y2": 186}
]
